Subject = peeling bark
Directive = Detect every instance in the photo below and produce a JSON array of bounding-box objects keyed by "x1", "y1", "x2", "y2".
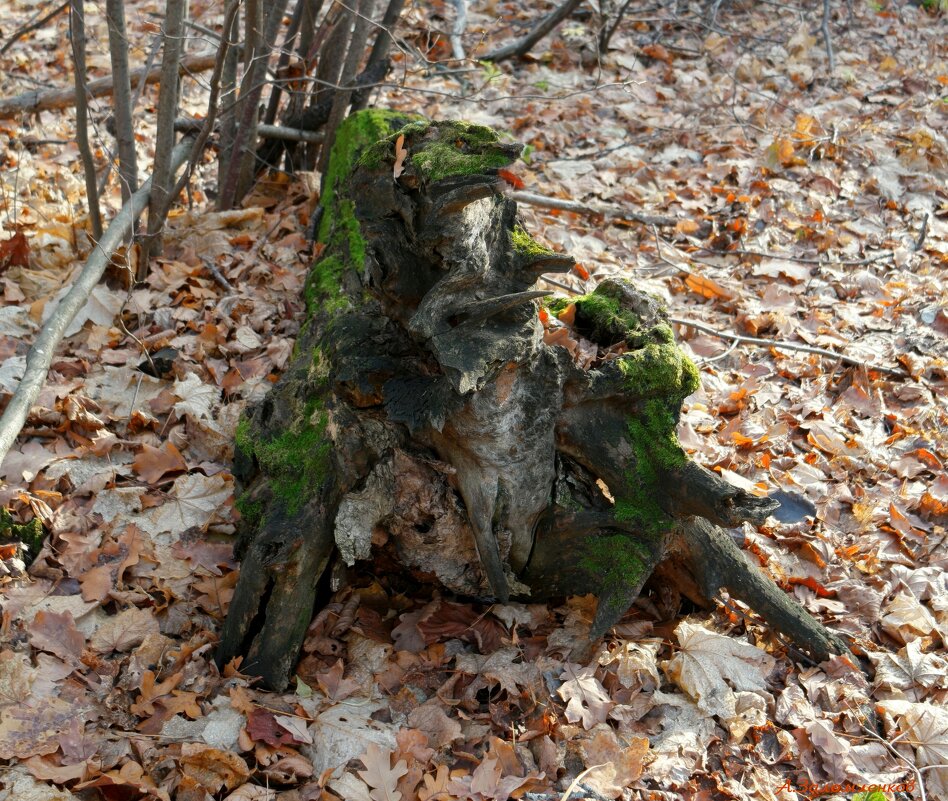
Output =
[{"x1": 217, "y1": 111, "x2": 849, "y2": 689}]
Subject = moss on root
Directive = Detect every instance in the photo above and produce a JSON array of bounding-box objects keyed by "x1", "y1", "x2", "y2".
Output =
[
  {"x1": 511, "y1": 225, "x2": 554, "y2": 257},
  {"x1": 554, "y1": 282, "x2": 701, "y2": 536},
  {"x1": 235, "y1": 401, "x2": 331, "y2": 514},
  {"x1": 580, "y1": 532, "x2": 654, "y2": 588}
]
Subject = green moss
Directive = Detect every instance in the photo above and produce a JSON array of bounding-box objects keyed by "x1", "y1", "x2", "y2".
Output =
[
  {"x1": 614, "y1": 399, "x2": 689, "y2": 534},
  {"x1": 511, "y1": 225, "x2": 554, "y2": 257},
  {"x1": 304, "y1": 255, "x2": 349, "y2": 317},
  {"x1": 234, "y1": 400, "x2": 332, "y2": 514},
  {"x1": 573, "y1": 291, "x2": 641, "y2": 345},
  {"x1": 579, "y1": 533, "x2": 655, "y2": 615},
  {"x1": 407, "y1": 120, "x2": 518, "y2": 182},
  {"x1": 0, "y1": 507, "x2": 44, "y2": 553},
  {"x1": 235, "y1": 494, "x2": 263, "y2": 528},
  {"x1": 617, "y1": 341, "x2": 700, "y2": 401},
  {"x1": 307, "y1": 111, "x2": 413, "y2": 320}
]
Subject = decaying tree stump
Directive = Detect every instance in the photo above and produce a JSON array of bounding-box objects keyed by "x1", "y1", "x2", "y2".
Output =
[{"x1": 217, "y1": 111, "x2": 849, "y2": 690}]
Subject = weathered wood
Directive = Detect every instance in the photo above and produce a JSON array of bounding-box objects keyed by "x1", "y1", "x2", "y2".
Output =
[{"x1": 217, "y1": 111, "x2": 848, "y2": 689}]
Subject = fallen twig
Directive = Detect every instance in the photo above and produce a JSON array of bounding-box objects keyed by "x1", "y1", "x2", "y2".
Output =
[
  {"x1": 669, "y1": 317, "x2": 907, "y2": 377},
  {"x1": 0, "y1": 52, "x2": 218, "y2": 119},
  {"x1": 0, "y1": 136, "x2": 195, "y2": 468},
  {"x1": 510, "y1": 190, "x2": 679, "y2": 227},
  {"x1": 695, "y1": 246, "x2": 892, "y2": 266},
  {"x1": 173, "y1": 117, "x2": 326, "y2": 144}
]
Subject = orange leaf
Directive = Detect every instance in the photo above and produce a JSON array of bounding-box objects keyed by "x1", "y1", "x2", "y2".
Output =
[
  {"x1": 641, "y1": 43, "x2": 672, "y2": 63},
  {"x1": 675, "y1": 219, "x2": 700, "y2": 235},
  {"x1": 497, "y1": 168, "x2": 525, "y2": 189},
  {"x1": 684, "y1": 272, "x2": 735, "y2": 301},
  {"x1": 557, "y1": 303, "x2": 576, "y2": 326},
  {"x1": 393, "y1": 134, "x2": 408, "y2": 178},
  {"x1": 916, "y1": 448, "x2": 943, "y2": 469},
  {"x1": 572, "y1": 263, "x2": 590, "y2": 280},
  {"x1": 132, "y1": 441, "x2": 187, "y2": 485},
  {"x1": 538, "y1": 306, "x2": 550, "y2": 324},
  {"x1": 787, "y1": 576, "x2": 834, "y2": 597}
]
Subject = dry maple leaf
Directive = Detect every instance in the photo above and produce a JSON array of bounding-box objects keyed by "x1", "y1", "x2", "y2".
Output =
[
  {"x1": 132, "y1": 441, "x2": 188, "y2": 485},
  {"x1": 557, "y1": 666, "x2": 613, "y2": 730},
  {"x1": 663, "y1": 620, "x2": 774, "y2": 720},
  {"x1": 358, "y1": 742, "x2": 409, "y2": 801},
  {"x1": 868, "y1": 640, "x2": 948, "y2": 698}
]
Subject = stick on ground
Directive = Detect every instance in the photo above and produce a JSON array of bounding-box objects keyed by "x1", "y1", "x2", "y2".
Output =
[
  {"x1": 0, "y1": 137, "x2": 195, "y2": 468},
  {"x1": 0, "y1": 52, "x2": 217, "y2": 119}
]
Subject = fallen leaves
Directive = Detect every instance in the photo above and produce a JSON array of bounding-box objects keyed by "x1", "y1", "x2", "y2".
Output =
[{"x1": 663, "y1": 620, "x2": 774, "y2": 721}]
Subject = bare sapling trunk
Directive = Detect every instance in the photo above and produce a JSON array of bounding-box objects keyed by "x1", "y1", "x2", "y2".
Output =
[{"x1": 105, "y1": 0, "x2": 139, "y2": 204}]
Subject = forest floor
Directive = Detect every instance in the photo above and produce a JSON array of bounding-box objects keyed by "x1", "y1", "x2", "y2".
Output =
[{"x1": 0, "y1": 1, "x2": 946, "y2": 799}]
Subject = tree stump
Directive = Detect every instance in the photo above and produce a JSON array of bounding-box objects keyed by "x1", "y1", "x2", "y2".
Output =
[{"x1": 217, "y1": 111, "x2": 849, "y2": 690}]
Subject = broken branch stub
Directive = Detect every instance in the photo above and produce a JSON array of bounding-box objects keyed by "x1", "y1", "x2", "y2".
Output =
[{"x1": 217, "y1": 111, "x2": 846, "y2": 690}]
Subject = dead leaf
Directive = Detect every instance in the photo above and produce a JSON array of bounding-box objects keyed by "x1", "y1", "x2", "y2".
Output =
[
  {"x1": 180, "y1": 744, "x2": 251, "y2": 792},
  {"x1": 393, "y1": 135, "x2": 408, "y2": 179},
  {"x1": 557, "y1": 666, "x2": 612, "y2": 729},
  {"x1": 663, "y1": 620, "x2": 774, "y2": 719},
  {"x1": 132, "y1": 441, "x2": 188, "y2": 484},
  {"x1": 358, "y1": 742, "x2": 409, "y2": 801},
  {"x1": 29, "y1": 610, "x2": 85, "y2": 662}
]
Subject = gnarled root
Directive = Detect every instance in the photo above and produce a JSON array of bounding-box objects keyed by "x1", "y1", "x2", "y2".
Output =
[{"x1": 674, "y1": 517, "x2": 850, "y2": 662}]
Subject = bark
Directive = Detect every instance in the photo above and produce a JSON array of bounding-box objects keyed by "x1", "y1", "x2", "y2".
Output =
[
  {"x1": 105, "y1": 0, "x2": 139, "y2": 203},
  {"x1": 143, "y1": 0, "x2": 188, "y2": 271},
  {"x1": 68, "y1": 0, "x2": 102, "y2": 240},
  {"x1": 218, "y1": 112, "x2": 849, "y2": 690}
]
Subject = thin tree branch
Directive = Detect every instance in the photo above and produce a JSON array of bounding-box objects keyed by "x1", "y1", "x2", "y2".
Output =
[
  {"x1": 169, "y1": 0, "x2": 241, "y2": 213},
  {"x1": 0, "y1": 137, "x2": 196, "y2": 469},
  {"x1": 480, "y1": 0, "x2": 583, "y2": 62},
  {"x1": 450, "y1": 0, "x2": 467, "y2": 60},
  {"x1": 509, "y1": 190, "x2": 679, "y2": 227},
  {"x1": 350, "y1": 0, "x2": 404, "y2": 112},
  {"x1": 0, "y1": 52, "x2": 218, "y2": 119},
  {"x1": 68, "y1": 0, "x2": 102, "y2": 240},
  {"x1": 821, "y1": 0, "x2": 835, "y2": 74},
  {"x1": 219, "y1": 0, "x2": 292, "y2": 208},
  {"x1": 0, "y1": 1, "x2": 69, "y2": 56},
  {"x1": 217, "y1": 0, "x2": 241, "y2": 190},
  {"x1": 694, "y1": 246, "x2": 892, "y2": 266},
  {"x1": 318, "y1": 0, "x2": 377, "y2": 175},
  {"x1": 669, "y1": 317, "x2": 907, "y2": 377}
]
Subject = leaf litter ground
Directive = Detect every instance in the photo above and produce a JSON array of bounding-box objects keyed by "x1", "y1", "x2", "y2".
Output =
[{"x1": 0, "y1": 1, "x2": 946, "y2": 799}]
